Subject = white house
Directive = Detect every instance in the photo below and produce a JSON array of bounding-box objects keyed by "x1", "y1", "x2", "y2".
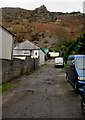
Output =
[
  {"x1": 13, "y1": 40, "x2": 46, "y2": 65},
  {"x1": 13, "y1": 40, "x2": 40, "y2": 59},
  {"x1": 0, "y1": 25, "x2": 14, "y2": 60}
]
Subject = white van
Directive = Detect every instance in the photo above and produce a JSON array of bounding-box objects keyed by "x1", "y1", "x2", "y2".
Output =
[{"x1": 54, "y1": 57, "x2": 64, "y2": 67}]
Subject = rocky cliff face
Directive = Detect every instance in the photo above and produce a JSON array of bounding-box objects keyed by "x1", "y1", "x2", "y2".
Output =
[
  {"x1": 1, "y1": 5, "x2": 83, "y2": 48},
  {"x1": 35, "y1": 5, "x2": 48, "y2": 14}
]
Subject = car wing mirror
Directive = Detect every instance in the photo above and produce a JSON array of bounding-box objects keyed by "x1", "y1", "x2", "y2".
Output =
[{"x1": 70, "y1": 60, "x2": 75, "y2": 67}]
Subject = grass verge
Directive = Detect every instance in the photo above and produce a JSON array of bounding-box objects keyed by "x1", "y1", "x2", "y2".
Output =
[
  {"x1": 0, "y1": 67, "x2": 40, "y2": 93},
  {"x1": 0, "y1": 81, "x2": 15, "y2": 93}
]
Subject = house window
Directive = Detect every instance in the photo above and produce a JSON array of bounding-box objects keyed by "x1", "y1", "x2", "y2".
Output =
[
  {"x1": 35, "y1": 52, "x2": 37, "y2": 56},
  {"x1": 23, "y1": 50, "x2": 30, "y2": 56}
]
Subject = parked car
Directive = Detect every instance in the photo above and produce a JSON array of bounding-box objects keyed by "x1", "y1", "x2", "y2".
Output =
[
  {"x1": 54, "y1": 57, "x2": 64, "y2": 67},
  {"x1": 66, "y1": 55, "x2": 85, "y2": 92},
  {"x1": 81, "y1": 86, "x2": 85, "y2": 114}
]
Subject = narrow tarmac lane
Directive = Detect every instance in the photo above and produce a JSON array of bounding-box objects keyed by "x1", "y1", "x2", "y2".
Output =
[{"x1": 2, "y1": 60, "x2": 85, "y2": 118}]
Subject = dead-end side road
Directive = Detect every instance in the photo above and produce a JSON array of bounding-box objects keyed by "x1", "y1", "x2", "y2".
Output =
[{"x1": 2, "y1": 60, "x2": 85, "y2": 118}]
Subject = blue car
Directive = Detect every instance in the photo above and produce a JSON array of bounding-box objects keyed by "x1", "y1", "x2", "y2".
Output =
[
  {"x1": 66, "y1": 55, "x2": 85, "y2": 92},
  {"x1": 81, "y1": 86, "x2": 85, "y2": 114}
]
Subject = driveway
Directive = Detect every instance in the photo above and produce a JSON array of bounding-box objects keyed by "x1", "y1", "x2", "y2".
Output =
[{"x1": 2, "y1": 60, "x2": 85, "y2": 118}]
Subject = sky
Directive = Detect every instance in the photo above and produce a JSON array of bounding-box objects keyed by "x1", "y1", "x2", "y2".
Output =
[{"x1": 0, "y1": 0, "x2": 85, "y2": 13}]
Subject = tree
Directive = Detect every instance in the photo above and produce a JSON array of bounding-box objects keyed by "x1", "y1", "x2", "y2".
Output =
[{"x1": 60, "y1": 35, "x2": 85, "y2": 63}]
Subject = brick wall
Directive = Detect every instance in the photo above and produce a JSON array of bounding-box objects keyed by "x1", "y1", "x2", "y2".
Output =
[{"x1": 0, "y1": 57, "x2": 39, "y2": 84}]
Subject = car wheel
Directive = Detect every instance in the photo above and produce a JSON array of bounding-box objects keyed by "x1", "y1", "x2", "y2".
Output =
[
  {"x1": 74, "y1": 82, "x2": 78, "y2": 93},
  {"x1": 81, "y1": 98, "x2": 85, "y2": 114},
  {"x1": 66, "y1": 74, "x2": 69, "y2": 83}
]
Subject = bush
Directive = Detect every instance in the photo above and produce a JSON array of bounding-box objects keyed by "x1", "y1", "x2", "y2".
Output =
[{"x1": 60, "y1": 35, "x2": 84, "y2": 63}]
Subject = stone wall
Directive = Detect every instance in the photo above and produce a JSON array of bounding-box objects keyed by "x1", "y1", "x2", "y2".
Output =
[{"x1": 0, "y1": 57, "x2": 39, "y2": 84}]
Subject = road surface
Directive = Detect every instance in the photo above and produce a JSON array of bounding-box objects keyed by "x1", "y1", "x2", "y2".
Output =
[{"x1": 2, "y1": 60, "x2": 85, "y2": 118}]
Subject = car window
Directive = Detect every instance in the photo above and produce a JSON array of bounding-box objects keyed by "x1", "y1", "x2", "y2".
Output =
[{"x1": 76, "y1": 57, "x2": 85, "y2": 70}]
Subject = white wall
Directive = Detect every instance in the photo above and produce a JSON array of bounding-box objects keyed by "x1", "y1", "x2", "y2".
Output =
[
  {"x1": 13, "y1": 49, "x2": 40, "y2": 58},
  {"x1": 0, "y1": 26, "x2": 13, "y2": 60},
  {"x1": 39, "y1": 50, "x2": 45, "y2": 65},
  {"x1": 31, "y1": 50, "x2": 39, "y2": 58},
  {"x1": 34, "y1": 50, "x2": 39, "y2": 58}
]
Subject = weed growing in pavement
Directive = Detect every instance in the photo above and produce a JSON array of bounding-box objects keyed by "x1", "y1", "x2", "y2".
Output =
[
  {"x1": 0, "y1": 81, "x2": 15, "y2": 93},
  {"x1": 1, "y1": 67, "x2": 40, "y2": 92},
  {"x1": 25, "y1": 69, "x2": 35, "y2": 75},
  {"x1": 0, "y1": 86, "x2": 2, "y2": 94},
  {"x1": 63, "y1": 64, "x2": 66, "y2": 71}
]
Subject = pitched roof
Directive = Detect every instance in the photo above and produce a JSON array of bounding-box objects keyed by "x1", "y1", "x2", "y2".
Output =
[
  {"x1": 14, "y1": 40, "x2": 40, "y2": 50},
  {"x1": 40, "y1": 48, "x2": 46, "y2": 54},
  {"x1": 0, "y1": 24, "x2": 15, "y2": 37}
]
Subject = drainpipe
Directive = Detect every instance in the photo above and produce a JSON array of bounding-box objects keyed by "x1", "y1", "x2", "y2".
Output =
[{"x1": 34, "y1": 57, "x2": 35, "y2": 70}]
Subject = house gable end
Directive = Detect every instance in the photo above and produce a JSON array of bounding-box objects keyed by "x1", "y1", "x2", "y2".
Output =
[{"x1": 0, "y1": 25, "x2": 15, "y2": 37}]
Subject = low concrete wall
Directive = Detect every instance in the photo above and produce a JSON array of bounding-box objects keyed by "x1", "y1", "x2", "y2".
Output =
[{"x1": 1, "y1": 57, "x2": 39, "y2": 84}]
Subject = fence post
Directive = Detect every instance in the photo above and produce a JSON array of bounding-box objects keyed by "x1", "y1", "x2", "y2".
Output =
[{"x1": 34, "y1": 58, "x2": 35, "y2": 70}]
